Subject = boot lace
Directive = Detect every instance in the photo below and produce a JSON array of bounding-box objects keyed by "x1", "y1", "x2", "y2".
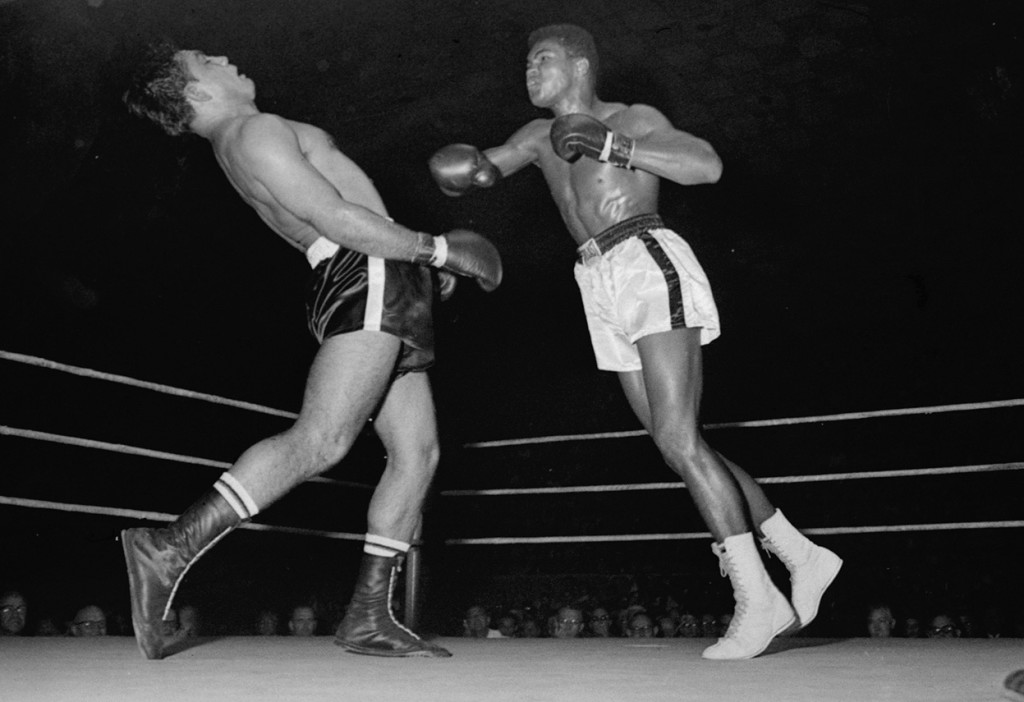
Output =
[{"x1": 713, "y1": 543, "x2": 749, "y2": 640}]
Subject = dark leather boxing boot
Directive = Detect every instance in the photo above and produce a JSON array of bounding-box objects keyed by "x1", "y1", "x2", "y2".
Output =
[
  {"x1": 122, "y1": 488, "x2": 246, "y2": 660},
  {"x1": 334, "y1": 553, "x2": 451, "y2": 657}
]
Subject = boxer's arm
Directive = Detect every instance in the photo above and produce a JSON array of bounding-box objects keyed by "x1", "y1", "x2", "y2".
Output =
[
  {"x1": 484, "y1": 119, "x2": 549, "y2": 177},
  {"x1": 429, "y1": 120, "x2": 548, "y2": 196},
  {"x1": 618, "y1": 105, "x2": 723, "y2": 185}
]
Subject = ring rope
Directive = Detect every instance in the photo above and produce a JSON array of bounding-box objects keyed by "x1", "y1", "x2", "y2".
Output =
[
  {"x1": 4, "y1": 351, "x2": 1020, "y2": 548},
  {"x1": 0, "y1": 350, "x2": 298, "y2": 419},
  {"x1": 0, "y1": 425, "x2": 374, "y2": 491},
  {"x1": 439, "y1": 462, "x2": 1024, "y2": 496},
  {"x1": 5, "y1": 350, "x2": 1022, "y2": 450},
  {"x1": 0, "y1": 495, "x2": 364, "y2": 541},
  {"x1": 464, "y1": 398, "x2": 1024, "y2": 448},
  {"x1": 445, "y1": 520, "x2": 1024, "y2": 546}
]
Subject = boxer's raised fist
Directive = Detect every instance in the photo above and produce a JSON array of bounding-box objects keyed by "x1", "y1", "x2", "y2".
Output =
[
  {"x1": 550, "y1": 113, "x2": 634, "y2": 168},
  {"x1": 429, "y1": 144, "x2": 501, "y2": 197}
]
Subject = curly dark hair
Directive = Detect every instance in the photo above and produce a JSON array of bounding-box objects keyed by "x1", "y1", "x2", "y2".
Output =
[
  {"x1": 122, "y1": 42, "x2": 196, "y2": 136},
  {"x1": 527, "y1": 24, "x2": 600, "y2": 85}
]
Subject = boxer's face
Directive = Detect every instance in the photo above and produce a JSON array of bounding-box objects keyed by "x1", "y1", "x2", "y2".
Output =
[
  {"x1": 525, "y1": 39, "x2": 574, "y2": 107},
  {"x1": 179, "y1": 50, "x2": 256, "y2": 102}
]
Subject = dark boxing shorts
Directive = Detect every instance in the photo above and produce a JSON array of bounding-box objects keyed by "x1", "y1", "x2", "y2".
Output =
[{"x1": 305, "y1": 237, "x2": 434, "y2": 375}]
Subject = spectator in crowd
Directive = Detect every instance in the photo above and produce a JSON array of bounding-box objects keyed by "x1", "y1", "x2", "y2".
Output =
[
  {"x1": 462, "y1": 605, "x2": 491, "y2": 638},
  {"x1": 70, "y1": 605, "x2": 108, "y2": 637},
  {"x1": 866, "y1": 604, "x2": 896, "y2": 638},
  {"x1": 255, "y1": 609, "x2": 280, "y2": 636},
  {"x1": 657, "y1": 614, "x2": 678, "y2": 638},
  {"x1": 288, "y1": 605, "x2": 318, "y2": 637},
  {"x1": 552, "y1": 606, "x2": 585, "y2": 639},
  {"x1": 519, "y1": 617, "x2": 542, "y2": 638},
  {"x1": 1, "y1": 590, "x2": 28, "y2": 636},
  {"x1": 619, "y1": 605, "x2": 646, "y2": 637},
  {"x1": 34, "y1": 617, "x2": 61, "y2": 637},
  {"x1": 495, "y1": 613, "x2": 518, "y2": 638},
  {"x1": 587, "y1": 607, "x2": 613, "y2": 638},
  {"x1": 626, "y1": 612, "x2": 656, "y2": 639},
  {"x1": 926, "y1": 613, "x2": 961, "y2": 639},
  {"x1": 955, "y1": 611, "x2": 978, "y2": 638},
  {"x1": 900, "y1": 616, "x2": 922, "y2": 638},
  {"x1": 700, "y1": 613, "x2": 718, "y2": 638},
  {"x1": 677, "y1": 613, "x2": 701, "y2": 638}
]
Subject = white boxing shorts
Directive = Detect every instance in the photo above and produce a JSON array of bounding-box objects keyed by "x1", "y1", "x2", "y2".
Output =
[{"x1": 573, "y1": 214, "x2": 721, "y2": 372}]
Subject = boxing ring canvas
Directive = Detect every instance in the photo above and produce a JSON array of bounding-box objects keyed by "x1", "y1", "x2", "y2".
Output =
[{"x1": 1, "y1": 636, "x2": 1019, "y2": 702}]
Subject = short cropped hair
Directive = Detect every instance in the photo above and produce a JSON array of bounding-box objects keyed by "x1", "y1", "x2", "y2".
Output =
[
  {"x1": 123, "y1": 42, "x2": 196, "y2": 136},
  {"x1": 528, "y1": 24, "x2": 599, "y2": 85}
]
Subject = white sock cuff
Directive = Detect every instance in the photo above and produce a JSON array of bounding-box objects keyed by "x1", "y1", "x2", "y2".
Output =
[
  {"x1": 366, "y1": 533, "x2": 410, "y2": 552},
  {"x1": 214, "y1": 473, "x2": 260, "y2": 519}
]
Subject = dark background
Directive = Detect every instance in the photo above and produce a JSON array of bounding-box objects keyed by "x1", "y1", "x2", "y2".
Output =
[{"x1": 1, "y1": 0, "x2": 1022, "y2": 636}]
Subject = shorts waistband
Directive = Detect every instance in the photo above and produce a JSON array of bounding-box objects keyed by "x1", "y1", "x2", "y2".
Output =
[
  {"x1": 576, "y1": 214, "x2": 665, "y2": 263},
  {"x1": 305, "y1": 236, "x2": 340, "y2": 268}
]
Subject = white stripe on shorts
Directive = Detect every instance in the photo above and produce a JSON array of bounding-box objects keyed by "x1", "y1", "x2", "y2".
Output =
[{"x1": 363, "y1": 256, "x2": 385, "y2": 332}]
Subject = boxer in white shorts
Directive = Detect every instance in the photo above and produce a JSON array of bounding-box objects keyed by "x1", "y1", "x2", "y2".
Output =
[
  {"x1": 430, "y1": 24, "x2": 842, "y2": 661},
  {"x1": 573, "y1": 213, "x2": 720, "y2": 372}
]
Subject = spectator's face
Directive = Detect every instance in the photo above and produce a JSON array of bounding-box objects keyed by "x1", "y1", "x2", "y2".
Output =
[
  {"x1": 257, "y1": 611, "x2": 279, "y2": 635},
  {"x1": 71, "y1": 606, "x2": 107, "y2": 637},
  {"x1": 464, "y1": 606, "x2": 490, "y2": 637},
  {"x1": 1, "y1": 593, "x2": 27, "y2": 635},
  {"x1": 589, "y1": 608, "x2": 612, "y2": 637},
  {"x1": 628, "y1": 614, "x2": 655, "y2": 638},
  {"x1": 289, "y1": 607, "x2": 317, "y2": 637},
  {"x1": 700, "y1": 613, "x2": 717, "y2": 637},
  {"x1": 519, "y1": 619, "x2": 541, "y2": 638},
  {"x1": 553, "y1": 608, "x2": 583, "y2": 639},
  {"x1": 903, "y1": 617, "x2": 921, "y2": 638},
  {"x1": 677, "y1": 614, "x2": 700, "y2": 638},
  {"x1": 867, "y1": 607, "x2": 894, "y2": 638},
  {"x1": 927, "y1": 614, "x2": 960, "y2": 638},
  {"x1": 497, "y1": 616, "x2": 518, "y2": 638},
  {"x1": 956, "y1": 614, "x2": 976, "y2": 637},
  {"x1": 658, "y1": 616, "x2": 677, "y2": 638}
]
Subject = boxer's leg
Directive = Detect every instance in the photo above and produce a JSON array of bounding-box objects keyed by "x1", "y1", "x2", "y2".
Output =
[
  {"x1": 621, "y1": 353, "x2": 841, "y2": 631},
  {"x1": 620, "y1": 328, "x2": 794, "y2": 659},
  {"x1": 335, "y1": 370, "x2": 451, "y2": 657},
  {"x1": 123, "y1": 331, "x2": 399, "y2": 660}
]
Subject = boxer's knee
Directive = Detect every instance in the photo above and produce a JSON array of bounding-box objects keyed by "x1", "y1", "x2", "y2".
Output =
[{"x1": 286, "y1": 424, "x2": 362, "y2": 478}]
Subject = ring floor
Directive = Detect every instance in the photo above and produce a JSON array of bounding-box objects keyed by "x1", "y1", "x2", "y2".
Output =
[{"x1": 2, "y1": 636, "x2": 1020, "y2": 702}]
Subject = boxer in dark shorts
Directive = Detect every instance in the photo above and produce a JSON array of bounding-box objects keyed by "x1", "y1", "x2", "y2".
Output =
[
  {"x1": 308, "y1": 244, "x2": 435, "y2": 375},
  {"x1": 119, "y1": 45, "x2": 501, "y2": 661}
]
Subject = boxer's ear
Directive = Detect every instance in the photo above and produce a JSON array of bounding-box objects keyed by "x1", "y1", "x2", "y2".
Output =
[{"x1": 184, "y1": 83, "x2": 212, "y2": 103}]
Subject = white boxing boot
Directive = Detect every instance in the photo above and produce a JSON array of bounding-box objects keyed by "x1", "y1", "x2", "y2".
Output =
[
  {"x1": 702, "y1": 532, "x2": 796, "y2": 660},
  {"x1": 760, "y1": 509, "x2": 843, "y2": 629}
]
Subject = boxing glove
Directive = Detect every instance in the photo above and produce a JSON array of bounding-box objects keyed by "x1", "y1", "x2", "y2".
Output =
[
  {"x1": 429, "y1": 144, "x2": 501, "y2": 197},
  {"x1": 412, "y1": 229, "x2": 502, "y2": 292},
  {"x1": 550, "y1": 113, "x2": 634, "y2": 168}
]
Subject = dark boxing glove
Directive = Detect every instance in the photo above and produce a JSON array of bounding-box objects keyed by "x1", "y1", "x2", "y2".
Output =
[
  {"x1": 412, "y1": 229, "x2": 502, "y2": 292},
  {"x1": 550, "y1": 113, "x2": 634, "y2": 168},
  {"x1": 429, "y1": 144, "x2": 502, "y2": 197}
]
